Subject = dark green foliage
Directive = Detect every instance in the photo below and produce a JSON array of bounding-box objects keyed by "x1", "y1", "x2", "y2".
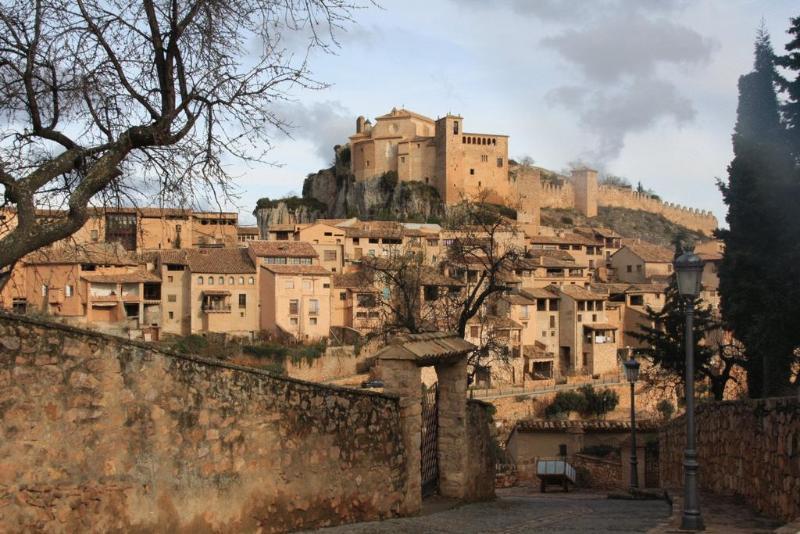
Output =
[
  {"x1": 544, "y1": 390, "x2": 586, "y2": 419},
  {"x1": 656, "y1": 399, "x2": 675, "y2": 421},
  {"x1": 378, "y1": 170, "x2": 398, "y2": 194},
  {"x1": 543, "y1": 385, "x2": 619, "y2": 419},
  {"x1": 717, "y1": 27, "x2": 799, "y2": 397},
  {"x1": 578, "y1": 385, "x2": 620, "y2": 418},
  {"x1": 255, "y1": 195, "x2": 327, "y2": 213},
  {"x1": 600, "y1": 174, "x2": 632, "y2": 188},
  {"x1": 776, "y1": 16, "x2": 800, "y2": 153},
  {"x1": 242, "y1": 341, "x2": 326, "y2": 366}
]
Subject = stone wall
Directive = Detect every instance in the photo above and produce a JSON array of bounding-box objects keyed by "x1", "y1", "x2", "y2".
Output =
[
  {"x1": 0, "y1": 313, "x2": 406, "y2": 532},
  {"x1": 572, "y1": 454, "x2": 623, "y2": 490},
  {"x1": 660, "y1": 396, "x2": 800, "y2": 522},
  {"x1": 464, "y1": 400, "x2": 497, "y2": 501},
  {"x1": 283, "y1": 346, "x2": 369, "y2": 383}
]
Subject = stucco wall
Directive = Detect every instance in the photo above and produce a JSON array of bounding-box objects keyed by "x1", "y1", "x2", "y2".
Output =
[
  {"x1": 660, "y1": 396, "x2": 800, "y2": 522},
  {"x1": 0, "y1": 313, "x2": 406, "y2": 533}
]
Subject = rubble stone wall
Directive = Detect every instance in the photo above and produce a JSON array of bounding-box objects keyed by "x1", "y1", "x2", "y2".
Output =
[
  {"x1": 464, "y1": 399, "x2": 497, "y2": 501},
  {"x1": 660, "y1": 396, "x2": 800, "y2": 522},
  {"x1": 0, "y1": 313, "x2": 406, "y2": 533}
]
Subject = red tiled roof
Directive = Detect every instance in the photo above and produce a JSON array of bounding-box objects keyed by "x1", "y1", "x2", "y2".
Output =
[
  {"x1": 249, "y1": 240, "x2": 317, "y2": 258},
  {"x1": 184, "y1": 248, "x2": 256, "y2": 274},
  {"x1": 557, "y1": 284, "x2": 608, "y2": 301},
  {"x1": 26, "y1": 243, "x2": 137, "y2": 266},
  {"x1": 514, "y1": 419, "x2": 659, "y2": 433},
  {"x1": 81, "y1": 271, "x2": 161, "y2": 284},
  {"x1": 261, "y1": 264, "x2": 330, "y2": 276},
  {"x1": 619, "y1": 242, "x2": 674, "y2": 263}
]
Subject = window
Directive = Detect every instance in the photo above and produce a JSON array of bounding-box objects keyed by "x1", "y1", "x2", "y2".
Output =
[
  {"x1": 285, "y1": 280, "x2": 295, "y2": 289},
  {"x1": 481, "y1": 155, "x2": 488, "y2": 162},
  {"x1": 577, "y1": 314, "x2": 582, "y2": 322},
  {"x1": 289, "y1": 299, "x2": 299, "y2": 315},
  {"x1": 339, "y1": 291, "x2": 347, "y2": 301},
  {"x1": 549, "y1": 315, "x2": 556, "y2": 328},
  {"x1": 469, "y1": 168, "x2": 475, "y2": 175},
  {"x1": 537, "y1": 299, "x2": 547, "y2": 311},
  {"x1": 627, "y1": 265, "x2": 632, "y2": 273},
  {"x1": 229, "y1": 277, "x2": 235, "y2": 285},
  {"x1": 198, "y1": 277, "x2": 204, "y2": 285},
  {"x1": 168, "y1": 311, "x2": 174, "y2": 319},
  {"x1": 592, "y1": 314, "x2": 597, "y2": 322},
  {"x1": 248, "y1": 277, "x2": 254, "y2": 285},
  {"x1": 636, "y1": 265, "x2": 642, "y2": 273},
  {"x1": 290, "y1": 317, "x2": 298, "y2": 326},
  {"x1": 81, "y1": 264, "x2": 97, "y2": 271},
  {"x1": 239, "y1": 276, "x2": 244, "y2": 285},
  {"x1": 175, "y1": 224, "x2": 182, "y2": 233},
  {"x1": 41, "y1": 284, "x2": 47, "y2": 296},
  {"x1": 239, "y1": 294, "x2": 246, "y2": 309},
  {"x1": 167, "y1": 276, "x2": 173, "y2": 283},
  {"x1": 578, "y1": 301, "x2": 585, "y2": 311},
  {"x1": 400, "y1": 156, "x2": 405, "y2": 163},
  {"x1": 303, "y1": 279, "x2": 312, "y2": 290},
  {"x1": 310, "y1": 317, "x2": 317, "y2": 325},
  {"x1": 168, "y1": 294, "x2": 177, "y2": 303},
  {"x1": 324, "y1": 250, "x2": 337, "y2": 261},
  {"x1": 218, "y1": 276, "x2": 224, "y2": 285},
  {"x1": 309, "y1": 299, "x2": 319, "y2": 316},
  {"x1": 90, "y1": 229, "x2": 99, "y2": 242},
  {"x1": 630, "y1": 295, "x2": 644, "y2": 306},
  {"x1": 167, "y1": 264, "x2": 183, "y2": 271},
  {"x1": 497, "y1": 157, "x2": 503, "y2": 167},
  {"x1": 424, "y1": 286, "x2": 438, "y2": 301},
  {"x1": 453, "y1": 121, "x2": 459, "y2": 135},
  {"x1": 324, "y1": 232, "x2": 332, "y2": 237},
  {"x1": 470, "y1": 325, "x2": 480, "y2": 338},
  {"x1": 208, "y1": 277, "x2": 214, "y2": 285},
  {"x1": 65, "y1": 285, "x2": 73, "y2": 297}
]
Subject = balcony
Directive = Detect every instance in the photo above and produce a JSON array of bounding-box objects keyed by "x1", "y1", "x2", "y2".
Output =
[{"x1": 202, "y1": 304, "x2": 231, "y2": 313}]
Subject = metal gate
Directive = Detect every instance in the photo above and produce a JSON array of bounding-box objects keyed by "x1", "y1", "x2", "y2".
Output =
[
  {"x1": 645, "y1": 440, "x2": 660, "y2": 488},
  {"x1": 420, "y1": 383, "x2": 439, "y2": 498}
]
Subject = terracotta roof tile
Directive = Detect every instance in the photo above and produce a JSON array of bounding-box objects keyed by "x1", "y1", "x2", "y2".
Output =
[
  {"x1": 619, "y1": 242, "x2": 674, "y2": 263},
  {"x1": 26, "y1": 243, "x2": 137, "y2": 266},
  {"x1": 262, "y1": 264, "x2": 330, "y2": 276},
  {"x1": 557, "y1": 284, "x2": 608, "y2": 301},
  {"x1": 82, "y1": 271, "x2": 162, "y2": 283},
  {"x1": 185, "y1": 248, "x2": 255, "y2": 274},
  {"x1": 248, "y1": 240, "x2": 318, "y2": 258},
  {"x1": 514, "y1": 419, "x2": 659, "y2": 433}
]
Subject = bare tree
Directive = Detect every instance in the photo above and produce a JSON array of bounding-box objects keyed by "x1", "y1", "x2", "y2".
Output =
[{"x1": 0, "y1": 0, "x2": 364, "y2": 284}]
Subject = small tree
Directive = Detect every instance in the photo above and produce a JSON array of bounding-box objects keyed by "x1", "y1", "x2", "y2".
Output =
[
  {"x1": 544, "y1": 390, "x2": 587, "y2": 419},
  {"x1": 656, "y1": 399, "x2": 675, "y2": 421},
  {"x1": 578, "y1": 385, "x2": 619, "y2": 419}
]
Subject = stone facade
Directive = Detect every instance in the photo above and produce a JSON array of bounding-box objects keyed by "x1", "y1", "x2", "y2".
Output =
[
  {"x1": 0, "y1": 312, "x2": 406, "y2": 532},
  {"x1": 572, "y1": 453, "x2": 623, "y2": 490},
  {"x1": 660, "y1": 396, "x2": 800, "y2": 522},
  {"x1": 465, "y1": 400, "x2": 498, "y2": 501}
]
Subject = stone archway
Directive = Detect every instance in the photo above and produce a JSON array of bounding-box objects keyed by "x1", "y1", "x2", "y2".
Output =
[{"x1": 375, "y1": 332, "x2": 474, "y2": 514}]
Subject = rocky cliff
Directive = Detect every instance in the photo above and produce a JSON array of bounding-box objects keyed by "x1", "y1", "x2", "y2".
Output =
[{"x1": 254, "y1": 145, "x2": 444, "y2": 234}]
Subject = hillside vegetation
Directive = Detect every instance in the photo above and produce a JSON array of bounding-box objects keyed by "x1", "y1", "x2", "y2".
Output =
[{"x1": 541, "y1": 206, "x2": 710, "y2": 247}]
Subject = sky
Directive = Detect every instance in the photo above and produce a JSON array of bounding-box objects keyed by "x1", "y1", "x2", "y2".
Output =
[{"x1": 226, "y1": 0, "x2": 798, "y2": 225}]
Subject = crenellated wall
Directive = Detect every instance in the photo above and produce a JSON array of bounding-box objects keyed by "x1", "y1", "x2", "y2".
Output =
[{"x1": 536, "y1": 178, "x2": 718, "y2": 235}]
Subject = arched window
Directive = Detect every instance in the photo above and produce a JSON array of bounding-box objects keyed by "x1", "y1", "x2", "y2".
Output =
[
  {"x1": 239, "y1": 276, "x2": 245, "y2": 285},
  {"x1": 248, "y1": 276, "x2": 255, "y2": 285},
  {"x1": 218, "y1": 276, "x2": 224, "y2": 285},
  {"x1": 208, "y1": 277, "x2": 214, "y2": 285},
  {"x1": 229, "y1": 276, "x2": 234, "y2": 285},
  {"x1": 453, "y1": 121, "x2": 459, "y2": 135},
  {"x1": 198, "y1": 277, "x2": 204, "y2": 285}
]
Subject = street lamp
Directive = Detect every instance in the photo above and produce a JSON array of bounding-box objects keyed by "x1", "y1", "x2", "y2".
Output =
[
  {"x1": 674, "y1": 250, "x2": 705, "y2": 531},
  {"x1": 623, "y1": 356, "x2": 640, "y2": 491}
]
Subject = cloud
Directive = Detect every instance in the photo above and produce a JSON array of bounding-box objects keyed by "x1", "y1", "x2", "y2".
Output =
[
  {"x1": 548, "y1": 77, "x2": 695, "y2": 161},
  {"x1": 271, "y1": 100, "x2": 353, "y2": 162},
  {"x1": 542, "y1": 13, "x2": 715, "y2": 84},
  {"x1": 457, "y1": 0, "x2": 690, "y2": 22}
]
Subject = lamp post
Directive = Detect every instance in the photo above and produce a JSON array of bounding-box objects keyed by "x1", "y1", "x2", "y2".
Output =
[
  {"x1": 623, "y1": 356, "x2": 640, "y2": 491},
  {"x1": 674, "y1": 250, "x2": 705, "y2": 531}
]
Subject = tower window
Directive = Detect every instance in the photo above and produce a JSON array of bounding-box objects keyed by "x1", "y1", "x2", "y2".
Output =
[
  {"x1": 497, "y1": 157, "x2": 504, "y2": 167},
  {"x1": 470, "y1": 169, "x2": 475, "y2": 175},
  {"x1": 453, "y1": 121, "x2": 459, "y2": 135}
]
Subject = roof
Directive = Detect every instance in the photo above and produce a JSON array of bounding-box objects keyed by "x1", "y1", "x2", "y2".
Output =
[
  {"x1": 583, "y1": 323, "x2": 618, "y2": 331},
  {"x1": 530, "y1": 233, "x2": 602, "y2": 246},
  {"x1": 575, "y1": 226, "x2": 622, "y2": 239},
  {"x1": 557, "y1": 284, "x2": 607, "y2": 301},
  {"x1": 419, "y1": 268, "x2": 464, "y2": 287},
  {"x1": 248, "y1": 241, "x2": 318, "y2": 258},
  {"x1": 592, "y1": 283, "x2": 632, "y2": 295},
  {"x1": 698, "y1": 251, "x2": 722, "y2": 262},
  {"x1": 513, "y1": 419, "x2": 659, "y2": 433},
  {"x1": 261, "y1": 264, "x2": 330, "y2": 276},
  {"x1": 26, "y1": 243, "x2": 137, "y2": 266},
  {"x1": 521, "y1": 287, "x2": 560, "y2": 299},
  {"x1": 237, "y1": 226, "x2": 260, "y2": 235},
  {"x1": 185, "y1": 248, "x2": 256, "y2": 274},
  {"x1": 157, "y1": 250, "x2": 189, "y2": 265},
  {"x1": 468, "y1": 315, "x2": 523, "y2": 330},
  {"x1": 619, "y1": 242, "x2": 674, "y2": 263},
  {"x1": 626, "y1": 283, "x2": 668, "y2": 294},
  {"x1": 81, "y1": 271, "x2": 161, "y2": 284},
  {"x1": 374, "y1": 108, "x2": 435, "y2": 123},
  {"x1": 504, "y1": 292, "x2": 538, "y2": 306},
  {"x1": 332, "y1": 271, "x2": 376, "y2": 291},
  {"x1": 374, "y1": 332, "x2": 475, "y2": 366}
]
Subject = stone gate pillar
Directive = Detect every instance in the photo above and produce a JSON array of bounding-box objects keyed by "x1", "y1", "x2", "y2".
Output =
[
  {"x1": 378, "y1": 353, "x2": 422, "y2": 515},
  {"x1": 435, "y1": 357, "x2": 468, "y2": 499}
]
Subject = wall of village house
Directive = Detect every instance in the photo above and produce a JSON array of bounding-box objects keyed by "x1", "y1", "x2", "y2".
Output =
[
  {"x1": 160, "y1": 265, "x2": 190, "y2": 336},
  {"x1": 660, "y1": 397, "x2": 800, "y2": 522},
  {"x1": 0, "y1": 313, "x2": 406, "y2": 532},
  {"x1": 260, "y1": 270, "x2": 331, "y2": 340},
  {"x1": 609, "y1": 248, "x2": 649, "y2": 284},
  {"x1": 0, "y1": 263, "x2": 85, "y2": 317},
  {"x1": 189, "y1": 272, "x2": 259, "y2": 336}
]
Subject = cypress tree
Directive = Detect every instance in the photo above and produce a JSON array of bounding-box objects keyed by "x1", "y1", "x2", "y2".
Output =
[
  {"x1": 776, "y1": 16, "x2": 800, "y2": 152},
  {"x1": 717, "y1": 27, "x2": 797, "y2": 397}
]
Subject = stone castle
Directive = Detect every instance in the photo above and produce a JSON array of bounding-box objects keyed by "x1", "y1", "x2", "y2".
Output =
[{"x1": 347, "y1": 108, "x2": 718, "y2": 235}]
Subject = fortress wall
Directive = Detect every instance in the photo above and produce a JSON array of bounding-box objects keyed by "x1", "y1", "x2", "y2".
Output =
[
  {"x1": 597, "y1": 186, "x2": 718, "y2": 235},
  {"x1": 538, "y1": 182, "x2": 576, "y2": 210}
]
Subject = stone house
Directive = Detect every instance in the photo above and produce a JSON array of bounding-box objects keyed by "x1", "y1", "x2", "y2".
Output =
[
  {"x1": 555, "y1": 284, "x2": 618, "y2": 378},
  {"x1": 259, "y1": 264, "x2": 332, "y2": 341},
  {"x1": 609, "y1": 242, "x2": 674, "y2": 284},
  {"x1": 512, "y1": 251, "x2": 590, "y2": 289},
  {"x1": 330, "y1": 271, "x2": 381, "y2": 334},
  {"x1": 529, "y1": 232, "x2": 605, "y2": 270}
]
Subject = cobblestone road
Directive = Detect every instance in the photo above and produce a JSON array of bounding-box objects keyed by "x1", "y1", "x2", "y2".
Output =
[{"x1": 307, "y1": 490, "x2": 671, "y2": 534}]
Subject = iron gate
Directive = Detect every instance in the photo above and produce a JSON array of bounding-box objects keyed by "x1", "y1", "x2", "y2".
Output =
[
  {"x1": 420, "y1": 383, "x2": 439, "y2": 498},
  {"x1": 645, "y1": 440, "x2": 660, "y2": 488}
]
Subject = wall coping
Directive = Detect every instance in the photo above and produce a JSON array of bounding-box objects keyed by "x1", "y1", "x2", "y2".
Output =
[
  {"x1": 0, "y1": 311, "x2": 399, "y2": 402},
  {"x1": 660, "y1": 396, "x2": 800, "y2": 432}
]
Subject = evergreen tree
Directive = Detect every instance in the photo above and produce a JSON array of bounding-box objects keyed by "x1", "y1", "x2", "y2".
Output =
[
  {"x1": 776, "y1": 16, "x2": 800, "y2": 153},
  {"x1": 717, "y1": 27, "x2": 798, "y2": 397},
  {"x1": 628, "y1": 240, "x2": 734, "y2": 401}
]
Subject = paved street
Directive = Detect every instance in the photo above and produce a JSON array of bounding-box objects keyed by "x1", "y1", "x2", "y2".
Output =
[{"x1": 308, "y1": 489, "x2": 671, "y2": 533}]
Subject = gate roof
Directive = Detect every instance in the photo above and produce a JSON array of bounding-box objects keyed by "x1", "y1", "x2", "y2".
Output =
[{"x1": 375, "y1": 332, "x2": 474, "y2": 366}]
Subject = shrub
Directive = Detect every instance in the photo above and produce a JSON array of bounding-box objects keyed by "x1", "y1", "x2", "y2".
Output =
[
  {"x1": 578, "y1": 385, "x2": 620, "y2": 418},
  {"x1": 656, "y1": 399, "x2": 675, "y2": 421},
  {"x1": 544, "y1": 390, "x2": 587, "y2": 419}
]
